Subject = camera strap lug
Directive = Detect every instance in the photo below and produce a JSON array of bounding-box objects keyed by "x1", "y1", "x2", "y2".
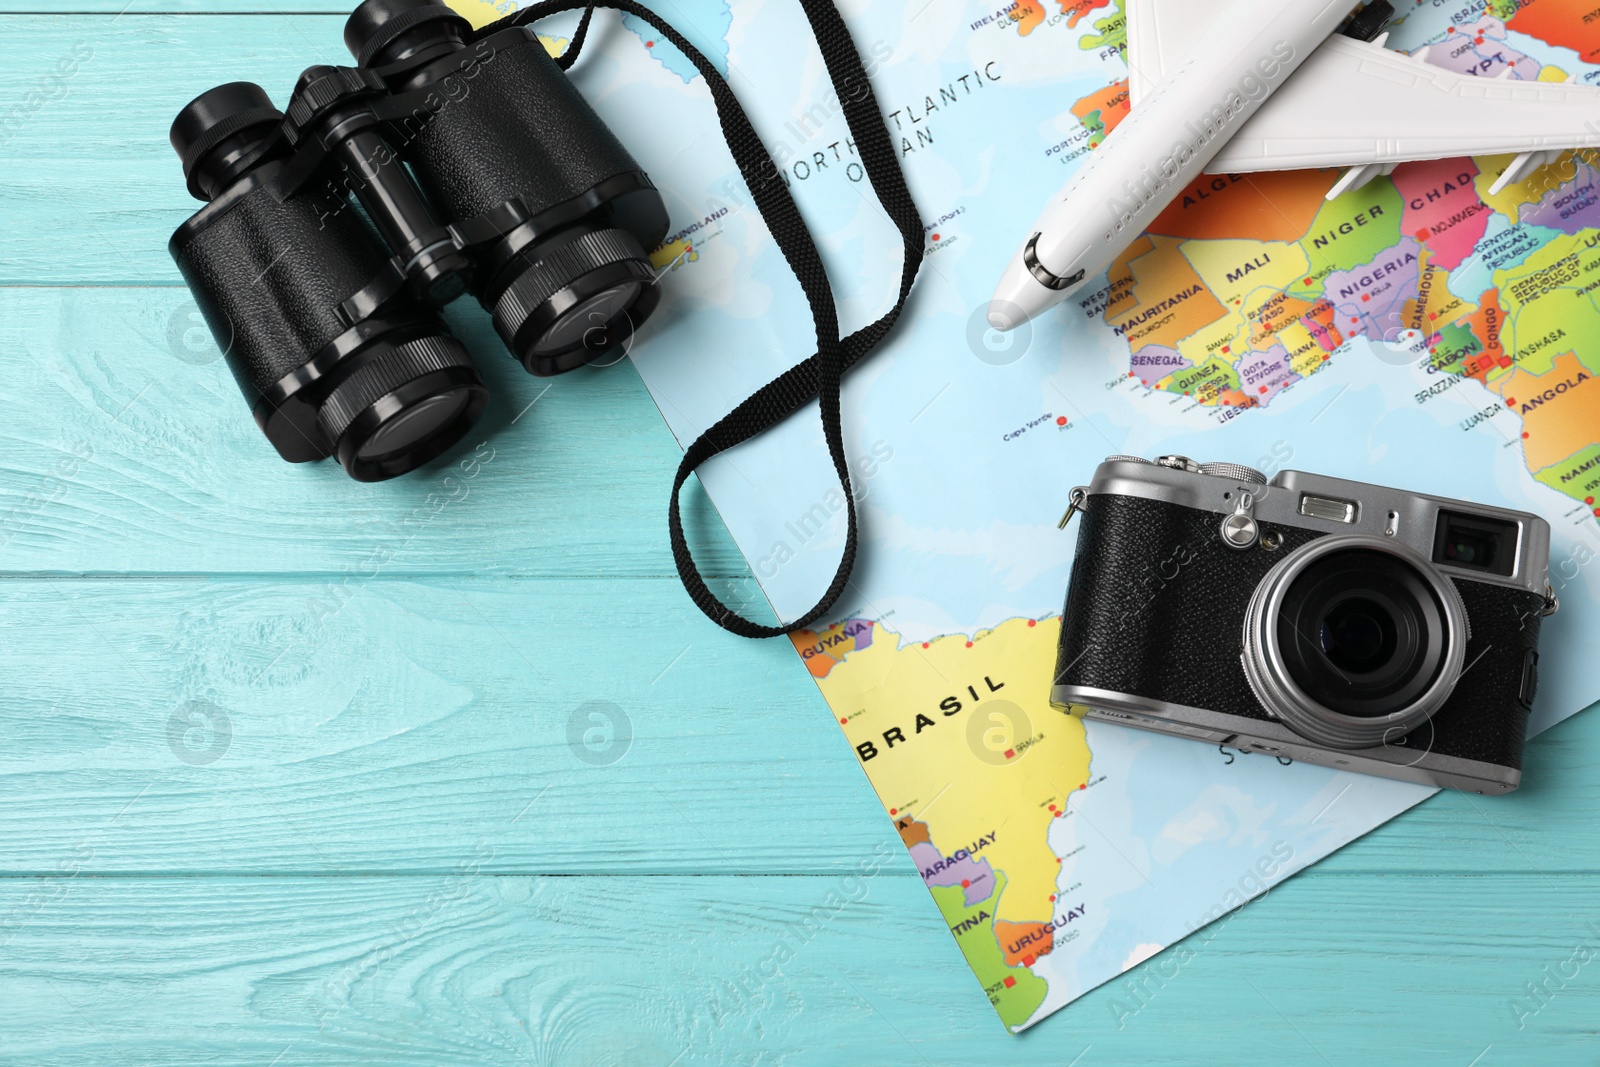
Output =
[
  {"x1": 1543, "y1": 583, "x2": 1560, "y2": 617},
  {"x1": 1058, "y1": 487, "x2": 1090, "y2": 530},
  {"x1": 1220, "y1": 492, "x2": 1258, "y2": 550}
]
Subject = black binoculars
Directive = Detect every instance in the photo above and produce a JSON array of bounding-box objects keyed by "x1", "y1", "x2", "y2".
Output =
[{"x1": 169, "y1": 0, "x2": 670, "y2": 481}]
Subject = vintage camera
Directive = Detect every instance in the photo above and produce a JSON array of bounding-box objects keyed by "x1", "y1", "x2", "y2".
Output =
[
  {"x1": 168, "y1": 0, "x2": 669, "y2": 480},
  {"x1": 1052, "y1": 455, "x2": 1557, "y2": 794}
]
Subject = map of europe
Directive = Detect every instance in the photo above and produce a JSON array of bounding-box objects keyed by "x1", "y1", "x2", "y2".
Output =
[{"x1": 470, "y1": 0, "x2": 1600, "y2": 1034}]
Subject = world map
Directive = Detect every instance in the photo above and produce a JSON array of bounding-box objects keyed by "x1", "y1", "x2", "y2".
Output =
[{"x1": 465, "y1": 0, "x2": 1600, "y2": 1034}]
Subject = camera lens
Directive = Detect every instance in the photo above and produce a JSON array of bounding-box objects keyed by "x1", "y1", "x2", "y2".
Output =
[
  {"x1": 1243, "y1": 536, "x2": 1470, "y2": 749},
  {"x1": 489, "y1": 226, "x2": 660, "y2": 376},
  {"x1": 1319, "y1": 597, "x2": 1397, "y2": 674}
]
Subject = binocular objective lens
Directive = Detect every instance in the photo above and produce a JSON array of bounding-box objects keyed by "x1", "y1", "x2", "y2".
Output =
[
  {"x1": 356, "y1": 388, "x2": 474, "y2": 462},
  {"x1": 534, "y1": 282, "x2": 644, "y2": 358}
]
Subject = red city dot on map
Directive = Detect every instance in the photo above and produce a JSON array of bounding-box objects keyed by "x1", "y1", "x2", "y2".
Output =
[
  {"x1": 962, "y1": 879, "x2": 971, "y2": 888},
  {"x1": 1499, "y1": 357, "x2": 1512, "y2": 367},
  {"x1": 646, "y1": 40, "x2": 655, "y2": 47},
  {"x1": 1587, "y1": 497, "x2": 1595, "y2": 505},
  {"x1": 1079, "y1": 783, "x2": 1087, "y2": 790},
  {"x1": 1523, "y1": 432, "x2": 1531, "y2": 440},
  {"x1": 1416, "y1": 230, "x2": 1430, "y2": 241},
  {"x1": 1049, "y1": 895, "x2": 1056, "y2": 902},
  {"x1": 932, "y1": 233, "x2": 941, "y2": 241},
  {"x1": 1594, "y1": 509, "x2": 1600, "y2": 517},
  {"x1": 1023, "y1": 955, "x2": 1035, "y2": 967},
  {"x1": 840, "y1": 717, "x2": 849, "y2": 725},
  {"x1": 1447, "y1": 26, "x2": 1456, "y2": 32},
  {"x1": 1507, "y1": 398, "x2": 1516, "y2": 407},
  {"x1": 1361, "y1": 294, "x2": 1371, "y2": 302},
  {"x1": 1056, "y1": 416, "x2": 1068, "y2": 426},
  {"x1": 1258, "y1": 385, "x2": 1268, "y2": 394},
  {"x1": 1055, "y1": 811, "x2": 1063, "y2": 818},
  {"x1": 1048, "y1": 804, "x2": 1056, "y2": 811},
  {"x1": 1005, "y1": 749, "x2": 1015, "y2": 759},
  {"x1": 889, "y1": 808, "x2": 897, "y2": 816},
  {"x1": 966, "y1": 641, "x2": 974, "y2": 648},
  {"x1": 1129, "y1": 371, "x2": 1137, "y2": 377},
  {"x1": 1028, "y1": 618, "x2": 1038, "y2": 627},
  {"x1": 1322, "y1": 354, "x2": 1331, "y2": 361},
  {"x1": 922, "y1": 642, "x2": 930, "y2": 649},
  {"x1": 1221, "y1": 345, "x2": 1230, "y2": 354},
  {"x1": 1004, "y1": 977, "x2": 1017, "y2": 988},
  {"x1": 1476, "y1": 36, "x2": 1485, "y2": 44}
]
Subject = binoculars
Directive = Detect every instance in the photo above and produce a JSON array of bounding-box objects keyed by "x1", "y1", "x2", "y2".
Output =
[{"x1": 169, "y1": 0, "x2": 669, "y2": 481}]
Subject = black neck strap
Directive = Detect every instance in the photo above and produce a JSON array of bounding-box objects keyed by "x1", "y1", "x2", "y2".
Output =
[{"x1": 489, "y1": 1, "x2": 923, "y2": 637}]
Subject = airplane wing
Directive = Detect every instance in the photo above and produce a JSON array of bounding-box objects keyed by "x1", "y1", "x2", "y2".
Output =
[
  {"x1": 1125, "y1": 0, "x2": 1600, "y2": 193},
  {"x1": 1125, "y1": 0, "x2": 1212, "y2": 110}
]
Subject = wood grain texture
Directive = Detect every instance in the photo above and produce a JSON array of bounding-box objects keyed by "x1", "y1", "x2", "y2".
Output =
[
  {"x1": 1, "y1": 873, "x2": 1597, "y2": 1066},
  {"x1": 0, "y1": 3, "x2": 1597, "y2": 1063}
]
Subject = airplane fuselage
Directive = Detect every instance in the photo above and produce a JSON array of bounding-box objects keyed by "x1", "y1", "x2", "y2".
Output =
[{"x1": 989, "y1": 0, "x2": 1363, "y2": 330}]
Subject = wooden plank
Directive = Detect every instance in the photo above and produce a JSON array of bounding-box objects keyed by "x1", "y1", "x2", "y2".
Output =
[
  {"x1": 0, "y1": 576, "x2": 1594, "y2": 874},
  {"x1": 0, "y1": 577, "x2": 887, "y2": 873},
  {"x1": 0, "y1": 286, "x2": 750, "y2": 576},
  {"x1": 0, "y1": 871, "x2": 1594, "y2": 1064}
]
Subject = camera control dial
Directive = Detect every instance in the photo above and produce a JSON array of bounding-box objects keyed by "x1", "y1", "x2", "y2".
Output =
[{"x1": 1198, "y1": 461, "x2": 1268, "y2": 485}]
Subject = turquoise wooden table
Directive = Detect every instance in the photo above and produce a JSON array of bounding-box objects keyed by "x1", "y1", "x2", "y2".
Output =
[{"x1": 2, "y1": 3, "x2": 1598, "y2": 1064}]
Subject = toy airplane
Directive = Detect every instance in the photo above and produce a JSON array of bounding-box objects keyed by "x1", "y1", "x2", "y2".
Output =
[{"x1": 989, "y1": 0, "x2": 1600, "y2": 330}]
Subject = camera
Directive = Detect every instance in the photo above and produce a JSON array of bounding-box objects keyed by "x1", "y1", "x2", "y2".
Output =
[
  {"x1": 168, "y1": 0, "x2": 669, "y2": 480},
  {"x1": 1051, "y1": 455, "x2": 1557, "y2": 794}
]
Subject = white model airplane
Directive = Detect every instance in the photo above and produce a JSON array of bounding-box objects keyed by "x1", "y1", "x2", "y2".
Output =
[{"x1": 989, "y1": 0, "x2": 1600, "y2": 329}]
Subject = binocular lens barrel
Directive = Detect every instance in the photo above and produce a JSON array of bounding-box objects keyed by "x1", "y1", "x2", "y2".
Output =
[
  {"x1": 169, "y1": 81, "x2": 487, "y2": 482},
  {"x1": 169, "y1": 0, "x2": 675, "y2": 478},
  {"x1": 344, "y1": 0, "x2": 669, "y2": 376}
]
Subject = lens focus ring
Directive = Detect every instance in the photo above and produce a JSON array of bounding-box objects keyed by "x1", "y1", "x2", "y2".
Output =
[
  {"x1": 1241, "y1": 535, "x2": 1471, "y2": 749},
  {"x1": 316, "y1": 333, "x2": 475, "y2": 446},
  {"x1": 492, "y1": 228, "x2": 650, "y2": 348}
]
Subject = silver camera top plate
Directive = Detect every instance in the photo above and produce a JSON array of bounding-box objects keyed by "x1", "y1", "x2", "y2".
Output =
[{"x1": 1087, "y1": 457, "x2": 1552, "y2": 599}]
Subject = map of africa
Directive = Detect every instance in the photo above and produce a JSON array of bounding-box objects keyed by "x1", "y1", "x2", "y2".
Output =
[{"x1": 468, "y1": 0, "x2": 1600, "y2": 1033}]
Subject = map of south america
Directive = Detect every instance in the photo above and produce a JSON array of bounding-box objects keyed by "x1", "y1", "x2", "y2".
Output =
[{"x1": 792, "y1": 616, "x2": 1091, "y2": 1030}]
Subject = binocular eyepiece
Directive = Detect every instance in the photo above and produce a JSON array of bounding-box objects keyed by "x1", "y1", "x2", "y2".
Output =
[{"x1": 168, "y1": 0, "x2": 670, "y2": 481}]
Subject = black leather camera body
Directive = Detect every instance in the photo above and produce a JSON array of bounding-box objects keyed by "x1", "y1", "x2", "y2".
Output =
[{"x1": 1052, "y1": 455, "x2": 1557, "y2": 794}]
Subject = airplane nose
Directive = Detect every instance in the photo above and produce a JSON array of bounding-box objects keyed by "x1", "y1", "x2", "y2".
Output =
[
  {"x1": 986, "y1": 301, "x2": 1024, "y2": 332},
  {"x1": 989, "y1": 246, "x2": 1070, "y2": 331}
]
